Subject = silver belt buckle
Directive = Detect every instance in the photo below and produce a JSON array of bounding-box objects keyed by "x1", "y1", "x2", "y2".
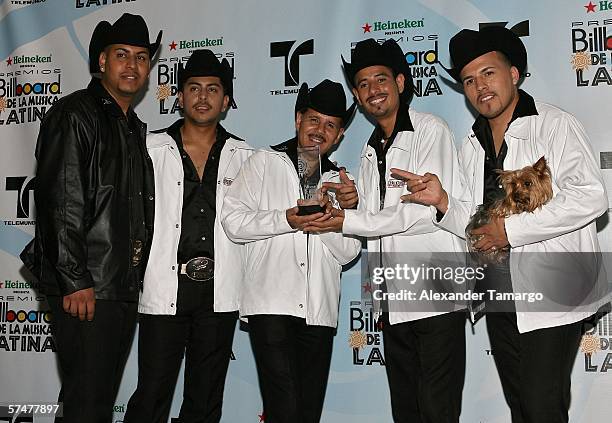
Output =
[{"x1": 180, "y1": 257, "x2": 214, "y2": 281}]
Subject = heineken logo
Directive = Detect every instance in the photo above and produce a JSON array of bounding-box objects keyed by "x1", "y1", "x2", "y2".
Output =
[
  {"x1": 6, "y1": 54, "x2": 52, "y2": 66},
  {"x1": 168, "y1": 37, "x2": 223, "y2": 51},
  {"x1": 584, "y1": 1, "x2": 612, "y2": 13},
  {"x1": 362, "y1": 18, "x2": 424, "y2": 33}
]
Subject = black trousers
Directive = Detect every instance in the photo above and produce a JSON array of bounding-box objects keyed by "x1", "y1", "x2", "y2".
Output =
[
  {"x1": 382, "y1": 311, "x2": 466, "y2": 423},
  {"x1": 248, "y1": 315, "x2": 335, "y2": 423},
  {"x1": 486, "y1": 312, "x2": 583, "y2": 423},
  {"x1": 47, "y1": 296, "x2": 138, "y2": 423},
  {"x1": 124, "y1": 278, "x2": 237, "y2": 423}
]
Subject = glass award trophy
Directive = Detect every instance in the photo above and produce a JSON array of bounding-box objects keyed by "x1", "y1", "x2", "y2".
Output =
[{"x1": 297, "y1": 145, "x2": 324, "y2": 215}]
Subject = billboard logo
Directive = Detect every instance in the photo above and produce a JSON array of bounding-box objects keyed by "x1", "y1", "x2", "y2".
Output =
[
  {"x1": 0, "y1": 303, "x2": 51, "y2": 324},
  {"x1": 583, "y1": 312, "x2": 612, "y2": 372},
  {"x1": 0, "y1": 68, "x2": 62, "y2": 125},
  {"x1": 349, "y1": 301, "x2": 385, "y2": 366},
  {"x1": 570, "y1": 19, "x2": 612, "y2": 87}
]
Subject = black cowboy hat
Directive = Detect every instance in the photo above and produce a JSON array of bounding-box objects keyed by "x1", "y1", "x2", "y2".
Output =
[
  {"x1": 341, "y1": 38, "x2": 414, "y2": 102},
  {"x1": 89, "y1": 13, "x2": 162, "y2": 73},
  {"x1": 446, "y1": 26, "x2": 527, "y2": 82},
  {"x1": 295, "y1": 79, "x2": 356, "y2": 128},
  {"x1": 177, "y1": 49, "x2": 234, "y2": 101}
]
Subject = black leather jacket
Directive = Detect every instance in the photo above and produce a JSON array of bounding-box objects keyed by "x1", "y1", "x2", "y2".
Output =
[{"x1": 21, "y1": 78, "x2": 155, "y2": 301}]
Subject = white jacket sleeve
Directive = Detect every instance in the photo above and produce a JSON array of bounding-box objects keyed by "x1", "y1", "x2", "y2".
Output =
[
  {"x1": 343, "y1": 202, "x2": 437, "y2": 237},
  {"x1": 505, "y1": 113, "x2": 608, "y2": 247},
  {"x1": 317, "y1": 232, "x2": 362, "y2": 266},
  {"x1": 221, "y1": 153, "x2": 295, "y2": 243},
  {"x1": 433, "y1": 140, "x2": 473, "y2": 239},
  {"x1": 343, "y1": 118, "x2": 461, "y2": 238},
  {"x1": 315, "y1": 172, "x2": 362, "y2": 265},
  {"x1": 433, "y1": 195, "x2": 471, "y2": 240}
]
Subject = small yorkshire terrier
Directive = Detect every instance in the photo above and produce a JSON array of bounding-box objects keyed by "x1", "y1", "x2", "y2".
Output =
[{"x1": 466, "y1": 156, "x2": 553, "y2": 262}]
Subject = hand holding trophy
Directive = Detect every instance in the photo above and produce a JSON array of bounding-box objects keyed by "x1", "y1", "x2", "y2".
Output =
[{"x1": 297, "y1": 145, "x2": 325, "y2": 215}]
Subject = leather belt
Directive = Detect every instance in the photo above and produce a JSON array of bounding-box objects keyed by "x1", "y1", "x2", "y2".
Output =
[{"x1": 178, "y1": 257, "x2": 214, "y2": 281}]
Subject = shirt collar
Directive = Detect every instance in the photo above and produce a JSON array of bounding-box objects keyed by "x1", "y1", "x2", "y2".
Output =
[
  {"x1": 270, "y1": 137, "x2": 339, "y2": 173},
  {"x1": 366, "y1": 101, "x2": 414, "y2": 152},
  {"x1": 87, "y1": 77, "x2": 137, "y2": 121},
  {"x1": 511, "y1": 89, "x2": 538, "y2": 121},
  {"x1": 471, "y1": 89, "x2": 538, "y2": 141},
  {"x1": 163, "y1": 119, "x2": 241, "y2": 148}
]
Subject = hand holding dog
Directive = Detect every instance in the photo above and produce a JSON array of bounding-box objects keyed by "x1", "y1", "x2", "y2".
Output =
[{"x1": 470, "y1": 217, "x2": 509, "y2": 252}]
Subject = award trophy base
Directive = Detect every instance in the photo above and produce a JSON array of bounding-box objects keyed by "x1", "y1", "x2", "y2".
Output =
[{"x1": 297, "y1": 204, "x2": 325, "y2": 216}]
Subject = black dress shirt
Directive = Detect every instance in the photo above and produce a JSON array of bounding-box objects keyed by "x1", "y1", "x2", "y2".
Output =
[
  {"x1": 126, "y1": 113, "x2": 147, "y2": 262},
  {"x1": 365, "y1": 102, "x2": 414, "y2": 210},
  {"x1": 472, "y1": 89, "x2": 538, "y2": 205},
  {"x1": 364, "y1": 102, "x2": 414, "y2": 321},
  {"x1": 157, "y1": 119, "x2": 242, "y2": 263},
  {"x1": 88, "y1": 78, "x2": 150, "y2": 288}
]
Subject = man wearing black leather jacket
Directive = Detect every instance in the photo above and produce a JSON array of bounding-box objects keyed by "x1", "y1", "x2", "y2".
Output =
[{"x1": 20, "y1": 13, "x2": 161, "y2": 423}]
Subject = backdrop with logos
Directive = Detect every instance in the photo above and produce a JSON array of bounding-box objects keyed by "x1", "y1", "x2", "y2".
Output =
[{"x1": 1, "y1": 0, "x2": 611, "y2": 421}]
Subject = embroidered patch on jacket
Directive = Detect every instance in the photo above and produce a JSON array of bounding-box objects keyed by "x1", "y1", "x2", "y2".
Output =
[
  {"x1": 223, "y1": 177, "x2": 234, "y2": 186},
  {"x1": 387, "y1": 178, "x2": 405, "y2": 188}
]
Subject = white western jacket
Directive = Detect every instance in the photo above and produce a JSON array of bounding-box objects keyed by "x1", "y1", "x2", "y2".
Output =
[
  {"x1": 343, "y1": 107, "x2": 467, "y2": 325},
  {"x1": 437, "y1": 99, "x2": 609, "y2": 333},
  {"x1": 138, "y1": 125, "x2": 254, "y2": 315},
  {"x1": 221, "y1": 140, "x2": 361, "y2": 328}
]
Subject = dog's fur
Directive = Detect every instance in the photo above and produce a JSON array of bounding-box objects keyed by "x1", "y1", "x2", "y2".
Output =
[{"x1": 466, "y1": 156, "x2": 553, "y2": 262}]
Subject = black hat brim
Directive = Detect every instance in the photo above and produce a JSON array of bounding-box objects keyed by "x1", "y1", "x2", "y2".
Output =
[
  {"x1": 447, "y1": 26, "x2": 527, "y2": 82},
  {"x1": 342, "y1": 38, "x2": 414, "y2": 104},
  {"x1": 295, "y1": 81, "x2": 355, "y2": 128},
  {"x1": 88, "y1": 14, "x2": 162, "y2": 74},
  {"x1": 177, "y1": 50, "x2": 234, "y2": 101}
]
